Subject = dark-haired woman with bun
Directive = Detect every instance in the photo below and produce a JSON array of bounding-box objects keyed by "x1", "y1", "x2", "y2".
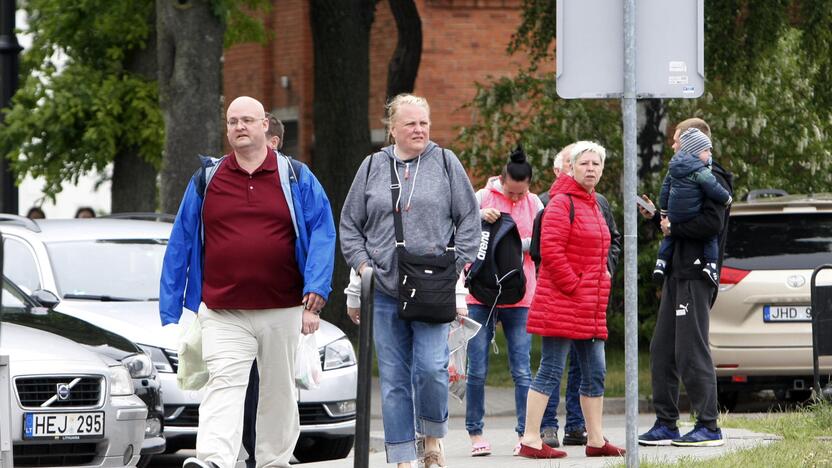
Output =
[{"x1": 464, "y1": 145, "x2": 544, "y2": 457}]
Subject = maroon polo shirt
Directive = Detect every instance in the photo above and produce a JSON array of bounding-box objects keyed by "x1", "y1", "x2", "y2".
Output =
[{"x1": 202, "y1": 150, "x2": 303, "y2": 309}]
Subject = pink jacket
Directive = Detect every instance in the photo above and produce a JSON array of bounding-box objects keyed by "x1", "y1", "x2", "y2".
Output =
[{"x1": 466, "y1": 176, "x2": 543, "y2": 309}]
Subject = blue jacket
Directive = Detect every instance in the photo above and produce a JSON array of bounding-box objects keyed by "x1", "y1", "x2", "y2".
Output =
[
  {"x1": 659, "y1": 152, "x2": 732, "y2": 224},
  {"x1": 159, "y1": 150, "x2": 336, "y2": 325}
]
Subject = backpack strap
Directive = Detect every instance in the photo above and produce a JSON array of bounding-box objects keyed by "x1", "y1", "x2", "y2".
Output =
[
  {"x1": 281, "y1": 153, "x2": 303, "y2": 185},
  {"x1": 554, "y1": 193, "x2": 575, "y2": 224}
]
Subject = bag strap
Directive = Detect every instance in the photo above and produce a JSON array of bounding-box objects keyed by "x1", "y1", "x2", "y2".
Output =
[
  {"x1": 388, "y1": 152, "x2": 455, "y2": 250},
  {"x1": 389, "y1": 157, "x2": 406, "y2": 248}
]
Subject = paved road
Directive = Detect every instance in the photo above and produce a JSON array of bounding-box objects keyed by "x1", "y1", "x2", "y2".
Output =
[
  {"x1": 150, "y1": 414, "x2": 779, "y2": 467},
  {"x1": 148, "y1": 378, "x2": 789, "y2": 467}
]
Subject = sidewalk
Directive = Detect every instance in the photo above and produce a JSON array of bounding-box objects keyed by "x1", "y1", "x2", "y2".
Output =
[{"x1": 298, "y1": 379, "x2": 779, "y2": 467}]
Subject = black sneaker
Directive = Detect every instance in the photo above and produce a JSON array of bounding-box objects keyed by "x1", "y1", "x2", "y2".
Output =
[
  {"x1": 702, "y1": 262, "x2": 719, "y2": 287},
  {"x1": 562, "y1": 427, "x2": 587, "y2": 446},
  {"x1": 541, "y1": 427, "x2": 560, "y2": 448},
  {"x1": 653, "y1": 260, "x2": 667, "y2": 283}
]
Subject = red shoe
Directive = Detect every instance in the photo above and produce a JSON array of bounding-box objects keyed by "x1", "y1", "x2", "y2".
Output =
[
  {"x1": 586, "y1": 441, "x2": 626, "y2": 457},
  {"x1": 518, "y1": 443, "x2": 567, "y2": 459}
]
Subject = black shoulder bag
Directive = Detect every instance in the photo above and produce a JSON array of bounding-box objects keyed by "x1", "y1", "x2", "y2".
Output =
[{"x1": 389, "y1": 155, "x2": 458, "y2": 323}]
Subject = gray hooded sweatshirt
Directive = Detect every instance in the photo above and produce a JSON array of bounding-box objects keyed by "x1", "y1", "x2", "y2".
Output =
[{"x1": 340, "y1": 142, "x2": 480, "y2": 299}]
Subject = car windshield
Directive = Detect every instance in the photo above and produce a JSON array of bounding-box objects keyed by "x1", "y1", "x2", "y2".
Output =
[
  {"x1": 46, "y1": 239, "x2": 167, "y2": 301},
  {"x1": 724, "y1": 212, "x2": 832, "y2": 270}
]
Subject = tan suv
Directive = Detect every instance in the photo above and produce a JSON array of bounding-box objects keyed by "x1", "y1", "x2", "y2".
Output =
[{"x1": 710, "y1": 190, "x2": 832, "y2": 409}]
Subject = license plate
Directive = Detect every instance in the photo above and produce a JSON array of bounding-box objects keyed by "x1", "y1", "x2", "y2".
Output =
[
  {"x1": 763, "y1": 305, "x2": 812, "y2": 322},
  {"x1": 24, "y1": 412, "x2": 104, "y2": 440}
]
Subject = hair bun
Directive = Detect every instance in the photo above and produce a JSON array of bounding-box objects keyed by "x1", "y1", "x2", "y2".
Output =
[{"x1": 509, "y1": 144, "x2": 526, "y2": 164}]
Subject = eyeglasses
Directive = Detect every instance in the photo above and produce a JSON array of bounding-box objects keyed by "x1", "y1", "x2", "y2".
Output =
[{"x1": 227, "y1": 117, "x2": 265, "y2": 127}]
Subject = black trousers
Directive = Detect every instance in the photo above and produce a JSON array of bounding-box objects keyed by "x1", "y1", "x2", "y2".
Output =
[
  {"x1": 242, "y1": 361, "x2": 259, "y2": 468},
  {"x1": 650, "y1": 277, "x2": 719, "y2": 429}
]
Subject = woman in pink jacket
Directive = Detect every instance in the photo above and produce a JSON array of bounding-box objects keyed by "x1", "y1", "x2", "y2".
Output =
[
  {"x1": 518, "y1": 141, "x2": 625, "y2": 459},
  {"x1": 465, "y1": 147, "x2": 543, "y2": 457}
]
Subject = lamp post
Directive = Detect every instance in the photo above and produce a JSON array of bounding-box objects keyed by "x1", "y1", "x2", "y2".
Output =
[{"x1": 0, "y1": 0, "x2": 21, "y2": 214}]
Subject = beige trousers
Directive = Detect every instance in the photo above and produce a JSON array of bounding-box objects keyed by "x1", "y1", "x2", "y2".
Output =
[{"x1": 196, "y1": 306, "x2": 302, "y2": 468}]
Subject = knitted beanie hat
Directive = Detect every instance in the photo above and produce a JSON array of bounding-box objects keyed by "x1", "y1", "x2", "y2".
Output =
[{"x1": 679, "y1": 128, "x2": 712, "y2": 155}]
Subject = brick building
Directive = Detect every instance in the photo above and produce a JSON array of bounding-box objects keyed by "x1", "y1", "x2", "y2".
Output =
[{"x1": 223, "y1": 0, "x2": 536, "y2": 164}]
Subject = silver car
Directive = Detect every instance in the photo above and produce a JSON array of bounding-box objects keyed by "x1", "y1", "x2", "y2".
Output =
[
  {"x1": 0, "y1": 217, "x2": 358, "y2": 463},
  {"x1": 1, "y1": 278, "x2": 147, "y2": 467}
]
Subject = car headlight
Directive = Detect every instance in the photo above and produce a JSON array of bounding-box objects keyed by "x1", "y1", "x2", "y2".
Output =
[
  {"x1": 322, "y1": 337, "x2": 356, "y2": 371},
  {"x1": 138, "y1": 344, "x2": 174, "y2": 373},
  {"x1": 110, "y1": 365, "x2": 135, "y2": 396},
  {"x1": 123, "y1": 352, "x2": 154, "y2": 379}
]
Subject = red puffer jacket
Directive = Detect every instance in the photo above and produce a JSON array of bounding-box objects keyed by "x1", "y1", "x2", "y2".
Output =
[{"x1": 527, "y1": 175, "x2": 611, "y2": 339}]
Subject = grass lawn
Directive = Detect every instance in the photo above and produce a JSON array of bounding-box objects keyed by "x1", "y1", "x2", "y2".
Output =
[
  {"x1": 629, "y1": 401, "x2": 832, "y2": 467},
  {"x1": 483, "y1": 327, "x2": 652, "y2": 398}
]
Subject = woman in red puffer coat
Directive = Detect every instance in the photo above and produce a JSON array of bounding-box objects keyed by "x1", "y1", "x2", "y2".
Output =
[{"x1": 517, "y1": 141, "x2": 625, "y2": 460}]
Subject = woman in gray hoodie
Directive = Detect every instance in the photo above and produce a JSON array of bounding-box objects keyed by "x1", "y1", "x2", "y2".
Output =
[{"x1": 340, "y1": 94, "x2": 480, "y2": 468}]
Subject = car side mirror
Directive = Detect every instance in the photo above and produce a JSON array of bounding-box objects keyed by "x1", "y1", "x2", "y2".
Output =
[{"x1": 31, "y1": 289, "x2": 61, "y2": 309}]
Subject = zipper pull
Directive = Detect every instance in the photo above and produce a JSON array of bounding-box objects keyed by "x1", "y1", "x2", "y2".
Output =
[{"x1": 405, "y1": 163, "x2": 411, "y2": 180}]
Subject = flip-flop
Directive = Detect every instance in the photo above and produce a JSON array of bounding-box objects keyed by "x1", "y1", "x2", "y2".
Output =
[{"x1": 471, "y1": 441, "x2": 492, "y2": 457}]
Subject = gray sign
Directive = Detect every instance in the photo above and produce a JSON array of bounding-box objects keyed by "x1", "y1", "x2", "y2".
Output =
[{"x1": 556, "y1": 0, "x2": 704, "y2": 99}]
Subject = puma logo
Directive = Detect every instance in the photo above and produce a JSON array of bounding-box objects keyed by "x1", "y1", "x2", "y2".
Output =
[{"x1": 676, "y1": 303, "x2": 689, "y2": 316}]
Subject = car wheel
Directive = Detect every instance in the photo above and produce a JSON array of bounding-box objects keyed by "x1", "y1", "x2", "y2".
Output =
[
  {"x1": 293, "y1": 435, "x2": 354, "y2": 463},
  {"x1": 717, "y1": 389, "x2": 738, "y2": 412},
  {"x1": 137, "y1": 455, "x2": 153, "y2": 468},
  {"x1": 786, "y1": 389, "x2": 812, "y2": 404}
]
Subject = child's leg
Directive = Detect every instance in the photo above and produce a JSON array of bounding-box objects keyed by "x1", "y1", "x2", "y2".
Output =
[
  {"x1": 654, "y1": 237, "x2": 674, "y2": 282},
  {"x1": 701, "y1": 235, "x2": 720, "y2": 286},
  {"x1": 703, "y1": 235, "x2": 719, "y2": 264},
  {"x1": 657, "y1": 237, "x2": 674, "y2": 263}
]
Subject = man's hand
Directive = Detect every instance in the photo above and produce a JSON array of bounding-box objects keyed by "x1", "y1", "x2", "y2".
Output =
[
  {"x1": 660, "y1": 216, "x2": 671, "y2": 236},
  {"x1": 480, "y1": 208, "x2": 501, "y2": 224},
  {"x1": 347, "y1": 307, "x2": 360, "y2": 325},
  {"x1": 303, "y1": 292, "x2": 326, "y2": 313},
  {"x1": 301, "y1": 309, "x2": 320, "y2": 335},
  {"x1": 456, "y1": 307, "x2": 468, "y2": 318},
  {"x1": 638, "y1": 194, "x2": 657, "y2": 219}
]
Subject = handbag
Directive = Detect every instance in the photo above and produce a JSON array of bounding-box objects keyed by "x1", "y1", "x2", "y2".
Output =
[{"x1": 389, "y1": 155, "x2": 457, "y2": 323}]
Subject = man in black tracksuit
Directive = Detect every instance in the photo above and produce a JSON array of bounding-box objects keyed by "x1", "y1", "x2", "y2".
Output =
[{"x1": 640, "y1": 155, "x2": 733, "y2": 447}]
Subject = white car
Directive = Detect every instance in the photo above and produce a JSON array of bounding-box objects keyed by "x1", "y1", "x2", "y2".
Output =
[
  {"x1": 1, "y1": 278, "x2": 147, "y2": 467},
  {"x1": 0, "y1": 216, "x2": 358, "y2": 463}
]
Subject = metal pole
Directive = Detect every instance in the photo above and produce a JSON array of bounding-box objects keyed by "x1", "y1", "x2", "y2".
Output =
[
  {"x1": 353, "y1": 268, "x2": 374, "y2": 468},
  {"x1": 622, "y1": 0, "x2": 639, "y2": 466},
  {"x1": 0, "y1": 0, "x2": 21, "y2": 214}
]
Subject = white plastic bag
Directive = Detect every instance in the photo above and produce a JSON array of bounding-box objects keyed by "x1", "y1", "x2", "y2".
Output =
[
  {"x1": 177, "y1": 318, "x2": 208, "y2": 391},
  {"x1": 448, "y1": 316, "x2": 482, "y2": 402},
  {"x1": 295, "y1": 333, "x2": 322, "y2": 390}
]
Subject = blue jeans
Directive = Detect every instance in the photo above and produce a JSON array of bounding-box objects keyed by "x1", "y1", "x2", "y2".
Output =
[
  {"x1": 531, "y1": 337, "x2": 606, "y2": 400},
  {"x1": 373, "y1": 290, "x2": 450, "y2": 463},
  {"x1": 541, "y1": 345, "x2": 586, "y2": 433},
  {"x1": 465, "y1": 305, "x2": 532, "y2": 436}
]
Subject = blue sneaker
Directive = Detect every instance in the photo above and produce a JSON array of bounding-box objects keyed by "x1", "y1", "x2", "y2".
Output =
[
  {"x1": 671, "y1": 424, "x2": 725, "y2": 447},
  {"x1": 638, "y1": 422, "x2": 680, "y2": 446}
]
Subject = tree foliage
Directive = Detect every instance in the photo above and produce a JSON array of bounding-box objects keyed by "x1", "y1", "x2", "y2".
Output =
[
  {"x1": 0, "y1": 0, "x2": 162, "y2": 201},
  {"x1": 456, "y1": 0, "x2": 832, "y2": 347},
  {"x1": 0, "y1": 0, "x2": 271, "y2": 209}
]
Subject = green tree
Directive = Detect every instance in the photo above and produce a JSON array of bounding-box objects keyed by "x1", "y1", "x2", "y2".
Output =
[
  {"x1": 0, "y1": 0, "x2": 271, "y2": 214},
  {"x1": 456, "y1": 0, "x2": 832, "y2": 347},
  {"x1": 0, "y1": 0, "x2": 162, "y2": 212}
]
